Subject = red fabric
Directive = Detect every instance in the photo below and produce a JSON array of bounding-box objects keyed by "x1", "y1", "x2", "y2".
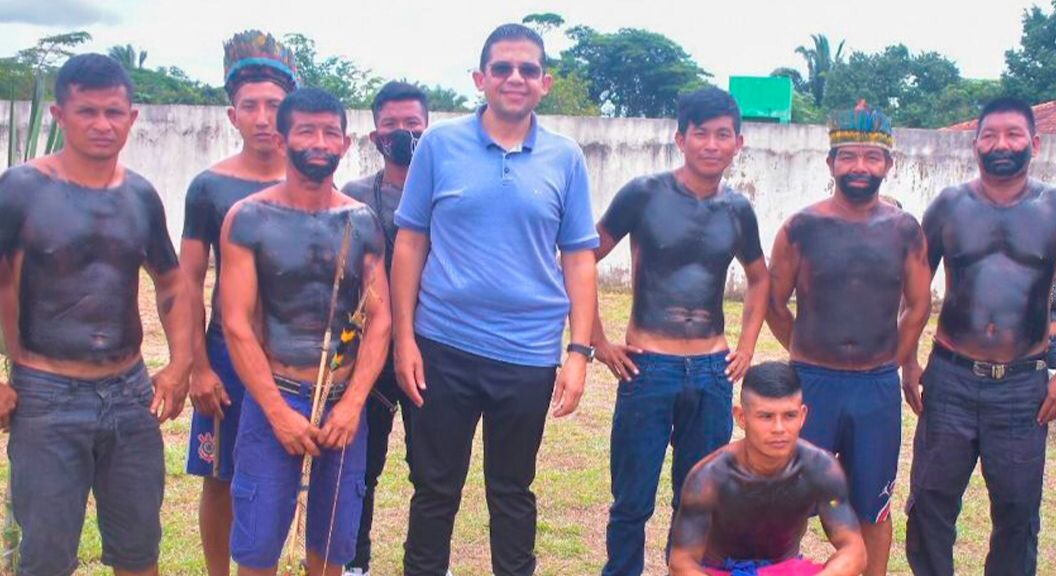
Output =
[{"x1": 703, "y1": 558, "x2": 825, "y2": 576}]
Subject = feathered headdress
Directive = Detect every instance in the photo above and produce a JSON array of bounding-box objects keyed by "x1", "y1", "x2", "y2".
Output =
[
  {"x1": 223, "y1": 30, "x2": 298, "y2": 100},
  {"x1": 828, "y1": 100, "x2": 894, "y2": 151}
]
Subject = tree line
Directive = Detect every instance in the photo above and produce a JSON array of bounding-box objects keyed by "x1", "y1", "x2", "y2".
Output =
[{"x1": 3, "y1": 2, "x2": 1056, "y2": 127}]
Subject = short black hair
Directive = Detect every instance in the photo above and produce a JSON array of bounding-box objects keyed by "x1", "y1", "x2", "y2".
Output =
[
  {"x1": 371, "y1": 81, "x2": 429, "y2": 125},
  {"x1": 276, "y1": 87, "x2": 347, "y2": 138},
  {"x1": 741, "y1": 362, "x2": 802, "y2": 404},
  {"x1": 55, "y1": 53, "x2": 134, "y2": 106},
  {"x1": 977, "y1": 96, "x2": 1036, "y2": 136},
  {"x1": 479, "y1": 23, "x2": 547, "y2": 71},
  {"x1": 677, "y1": 87, "x2": 741, "y2": 134}
]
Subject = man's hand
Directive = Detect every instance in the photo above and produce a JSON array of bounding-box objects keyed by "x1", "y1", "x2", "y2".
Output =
[
  {"x1": 188, "y1": 366, "x2": 230, "y2": 418},
  {"x1": 0, "y1": 383, "x2": 17, "y2": 431},
  {"x1": 901, "y1": 360, "x2": 924, "y2": 416},
  {"x1": 1037, "y1": 373, "x2": 1056, "y2": 425},
  {"x1": 319, "y1": 399, "x2": 363, "y2": 449},
  {"x1": 552, "y1": 354, "x2": 587, "y2": 417},
  {"x1": 269, "y1": 406, "x2": 321, "y2": 456},
  {"x1": 395, "y1": 337, "x2": 426, "y2": 407},
  {"x1": 151, "y1": 363, "x2": 189, "y2": 423},
  {"x1": 725, "y1": 348, "x2": 752, "y2": 382},
  {"x1": 596, "y1": 338, "x2": 642, "y2": 382}
]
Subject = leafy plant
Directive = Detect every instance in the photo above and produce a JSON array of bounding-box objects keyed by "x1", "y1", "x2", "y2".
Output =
[{"x1": 2, "y1": 68, "x2": 62, "y2": 574}]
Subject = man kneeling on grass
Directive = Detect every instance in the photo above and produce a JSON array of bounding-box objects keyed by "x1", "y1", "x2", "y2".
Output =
[{"x1": 669, "y1": 362, "x2": 866, "y2": 576}]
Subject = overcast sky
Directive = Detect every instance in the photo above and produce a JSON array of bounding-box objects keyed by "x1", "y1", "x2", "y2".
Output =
[{"x1": 0, "y1": 0, "x2": 1043, "y2": 99}]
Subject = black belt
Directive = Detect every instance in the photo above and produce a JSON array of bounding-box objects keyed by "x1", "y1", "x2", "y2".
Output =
[
  {"x1": 931, "y1": 343, "x2": 1047, "y2": 380},
  {"x1": 273, "y1": 374, "x2": 347, "y2": 403}
]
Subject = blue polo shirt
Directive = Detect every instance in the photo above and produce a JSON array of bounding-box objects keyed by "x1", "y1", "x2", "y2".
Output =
[{"x1": 395, "y1": 108, "x2": 599, "y2": 367}]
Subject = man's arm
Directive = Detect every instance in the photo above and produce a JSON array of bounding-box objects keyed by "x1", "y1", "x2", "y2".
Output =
[
  {"x1": 728, "y1": 257, "x2": 769, "y2": 382},
  {"x1": 0, "y1": 260, "x2": 17, "y2": 430},
  {"x1": 902, "y1": 200, "x2": 945, "y2": 415},
  {"x1": 591, "y1": 224, "x2": 642, "y2": 381},
  {"x1": 765, "y1": 224, "x2": 799, "y2": 350},
  {"x1": 897, "y1": 223, "x2": 932, "y2": 416},
  {"x1": 219, "y1": 204, "x2": 320, "y2": 456},
  {"x1": 552, "y1": 248, "x2": 596, "y2": 417},
  {"x1": 145, "y1": 264, "x2": 194, "y2": 422},
  {"x1": 815, "y1": 456, "x2": 867, "y2": 576},
  {"x1": 319, "y1": 254, "x2": 391, "y2": 448},
  {"x1": 179, "y1": 238, "x2": 229, "y2": 418},
  {"x1": 0, "y1": 176, "x2": 26, "y2": 428},
  {"x1": 669, "y1": 463, "x2": 717, "y2": 576},
  {"x1": 391, "y1": 228, "x2": 430, "y2": 407}
]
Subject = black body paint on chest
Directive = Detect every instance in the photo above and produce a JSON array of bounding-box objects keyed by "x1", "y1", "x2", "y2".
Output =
[
  {"x1": 229, "y1": 200, "x2": 384, "y2": 367},
  {"x1": 600, "y1": 173, "x2": 763, "y2": 340},
  {"x1": 926, "y1": 182, "x2": 1056, "y2": 358},
  {"x1": 789, "y1": 208, "x2": 922, "y2": 367},
  {"x1": 702, "y1": 443, "x2": 849, "y2": 564},
  {"x1": 183, "y1": 170, "x2": 279, "y2": 327},
  {"x1": 0, "y1": 165, "x2": 178, "y2": 363}
]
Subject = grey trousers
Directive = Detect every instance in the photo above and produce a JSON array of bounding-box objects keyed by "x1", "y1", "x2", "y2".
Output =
[{"x1": 905, "y1": 352, "x2": 1048, "y2": 576}]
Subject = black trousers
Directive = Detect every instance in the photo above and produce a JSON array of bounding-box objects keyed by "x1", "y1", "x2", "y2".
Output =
[
  {"x1": 403, "y1": 336, "x2": 556, "y2": 576},
  {"x1": 347, "y1": 362, "x2": 413, "y2": 572},
  {"x1": 905, "y1": 351, "x2": 1049, "y2": 576}
]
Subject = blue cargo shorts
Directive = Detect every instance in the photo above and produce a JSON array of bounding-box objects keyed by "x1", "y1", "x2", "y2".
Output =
[{"x1": 230, "y1": 377, "x2": 368, "y2": 569}]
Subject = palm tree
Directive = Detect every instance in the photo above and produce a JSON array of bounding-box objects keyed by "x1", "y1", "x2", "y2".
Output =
[
  {"x1": 107, "y1": 44, "x2": 148, "y2": 70},
  {"x1": 796, "y1": 34, "x2": 845, "y2": 106}
]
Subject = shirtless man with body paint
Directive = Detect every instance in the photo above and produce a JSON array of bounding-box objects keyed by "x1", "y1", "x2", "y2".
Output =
[
  {"x1": 0, "y1": 54, "x2": 192, "y2": 576},
  {"x1": 766, "y1": 105, "x2": 932, "y2": 576},
  {"x1": 181, "y1": 31, "x2": 296, "y2": 576},
  {"x1": 669, "y1": 362, "x2": 866, "y2": 576},
  {"x1": 219, "y1": 88, "x2": 391, "y2": 576},
  {"x1": 593, "y1": 87, "x2": 770, "y2": 575},
  {"x1": 903, "y1": 97, "x2": 1056, "y2": 576}
]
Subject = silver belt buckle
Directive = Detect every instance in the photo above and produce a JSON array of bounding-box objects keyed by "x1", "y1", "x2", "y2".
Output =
[{"x1": 972, "y1": 361, "x2": 1006, "y2": 380}]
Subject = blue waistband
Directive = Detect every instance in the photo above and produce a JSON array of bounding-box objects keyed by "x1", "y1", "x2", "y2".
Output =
[
  {"x1": 631, "y1": 349, "x2": 729, "y2": 369},
  {"x1": 791, "y1": 361, "x2": 897, "y2": 377},
  {"x1": 706, "y1": 558, "x2": 774, "y2": 576},
  {"x1": 12, "y1": 360, "x2": 147, "y2": 387}
]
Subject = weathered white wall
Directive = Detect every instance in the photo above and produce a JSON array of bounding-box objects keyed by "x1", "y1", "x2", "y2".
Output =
[{"x1": 6, "y1": 102, "x2": 1056, "y2": 298}]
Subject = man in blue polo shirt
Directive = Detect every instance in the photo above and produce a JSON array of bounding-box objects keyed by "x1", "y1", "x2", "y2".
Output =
[{"x1": 391, "y1": 22, "x2": 599, "y2": 576}]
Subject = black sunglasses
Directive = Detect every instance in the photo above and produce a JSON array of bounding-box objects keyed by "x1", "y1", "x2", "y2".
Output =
[{"x1": 488, "y1": 61, "x2": 544, "y2": 80}]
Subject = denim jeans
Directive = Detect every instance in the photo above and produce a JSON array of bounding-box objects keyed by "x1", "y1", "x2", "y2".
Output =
[
  {"x1": 7, "y1": 362, "x2": 164, "y2": 576},
  {"x1": 603, "y1": 350, "x2": 733, "y2": 576}
]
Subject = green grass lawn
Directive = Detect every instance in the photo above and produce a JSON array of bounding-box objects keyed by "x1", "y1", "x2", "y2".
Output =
[{"x1": 2, "y1": 288, "x2": 1055, "y2": 575}]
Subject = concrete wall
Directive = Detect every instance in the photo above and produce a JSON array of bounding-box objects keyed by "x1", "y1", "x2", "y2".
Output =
[{"x1": 6, "y1": 102, "x2": 1056, "y2": 298}]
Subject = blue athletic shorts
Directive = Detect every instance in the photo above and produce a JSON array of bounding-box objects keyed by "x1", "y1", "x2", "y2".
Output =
[
  {"x1": 793, "y1": 362, "x2": 901, "y2": 524},
  {"x1": 186, "y1": 324, "x2": 246, "y2": 481},
  {"x1": 230, "y1": 378, "x2": 368, "y2": 569}
]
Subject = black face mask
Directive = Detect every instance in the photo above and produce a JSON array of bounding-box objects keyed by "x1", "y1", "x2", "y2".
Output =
[
  {"x1": 838, "y1": 173, "x2": 884, "y2": 203},
  {"x1": 374, "y1": 129, "x2": 423, "y2": 167},
  {"x1": 289, "y1": 147, "x2": 341, "y2": 182},
  {"x1": 980, "y1": 146, "x2": 1031, "y2": 177}
]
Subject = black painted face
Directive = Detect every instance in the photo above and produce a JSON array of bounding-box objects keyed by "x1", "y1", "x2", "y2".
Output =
[
  {"x1": 288, "y1": 147, "x2": 341, "y2": 182},
  {"x1": 837, "y1": 173, "x2": 883, "y2": 203},
  {"x1": 980, "y1": 146, "x2": 1031, "y2": 177}
]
